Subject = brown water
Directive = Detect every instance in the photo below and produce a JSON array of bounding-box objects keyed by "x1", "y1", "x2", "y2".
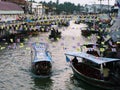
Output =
[{"x1": 0, "y1": 21, "x2": 103, "y2": 90}]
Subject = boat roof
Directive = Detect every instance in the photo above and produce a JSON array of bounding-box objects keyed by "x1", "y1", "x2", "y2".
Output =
[
  {"x1": 65, "y1": 52, "x2": 120, "y2": 64},
  {"x1": 34, "y1": 51, "x2": 52, "y2": 63},
  {"x1": 32, "y1": 42, "x2": 47, "y2": 52},
  {"x1": 31, "y1": 42, "x2": 52, "y2": 62}
]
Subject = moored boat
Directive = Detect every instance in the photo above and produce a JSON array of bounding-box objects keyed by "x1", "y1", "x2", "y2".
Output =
[
  {"x1": 31, "y1": 42, "x2": 52, "y2": 76},
  {"x1": 80, "y1": 27, "x2": 91, "y2": 37},
  {"x1": 65, "y1": 52, "x2": 120, "y2": 89},
  {"x1": 49, "y1": 28, "x2": 61, "y2": 41}
]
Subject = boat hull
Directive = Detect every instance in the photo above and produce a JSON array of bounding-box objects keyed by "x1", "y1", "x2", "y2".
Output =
[{"x1": 71, "y1": 63, "x2": 118, "y2": 90}]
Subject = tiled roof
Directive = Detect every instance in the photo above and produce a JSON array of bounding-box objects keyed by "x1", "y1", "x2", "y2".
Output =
[
  {"x1": 2, "y1": 0, "x2": 26, "y2": 5},
  {"x1": 0, "y1": 1, "x2": 23, "y2": 11}
]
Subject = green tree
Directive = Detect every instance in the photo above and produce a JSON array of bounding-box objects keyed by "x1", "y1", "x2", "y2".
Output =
[{"x1": 39, "y1": 1, "x2": 84, "y2": 15}]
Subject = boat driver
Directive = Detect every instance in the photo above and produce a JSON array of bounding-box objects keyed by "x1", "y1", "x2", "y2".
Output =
[{"x1": 72, "y1": 56, "x2": 78, "y2": 65}]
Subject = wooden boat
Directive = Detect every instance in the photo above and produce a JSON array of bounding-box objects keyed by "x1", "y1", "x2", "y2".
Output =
[
  {"x1": 80, "y1": 43, "x2": 100, "y2": 57},
  {"x1": 75, "y1": 17, "x2": 81, "y2": 24},
  {"x1": 65, "y1": 52, "x2": 120, "y2": 89},
  {"x1": 31, "y1": 42, "x2": 52, "y2": 76},
  {"x1": 81, "y1": 27, "x2": 91, "y2": 37},
  {"x1": 49, "y1": 28, "x2": 61, "y2": 41}
]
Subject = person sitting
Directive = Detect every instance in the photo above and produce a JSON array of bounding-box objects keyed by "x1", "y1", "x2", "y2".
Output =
[
  {"x1": 72, "y1": 56, "x2": 78, "y2": 65},
  {"x1": 49, "y1": 28, "x2": 56, "y2": 38},
  {"x1": 56, "y1": 29, "x2": 61, "y2": 38}
]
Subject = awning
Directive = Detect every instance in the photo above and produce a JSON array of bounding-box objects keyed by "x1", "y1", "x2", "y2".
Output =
[{"x1": 65, "y1": 52, "x2": 120, "y2": 64}]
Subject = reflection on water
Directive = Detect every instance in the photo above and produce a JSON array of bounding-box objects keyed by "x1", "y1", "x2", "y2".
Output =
[
  {"x1": 32, "y1": 77, "x2": 53, "y2": 90},
  {"x1": 70, "y1": 75, "x2": 107, "y2": 90}
]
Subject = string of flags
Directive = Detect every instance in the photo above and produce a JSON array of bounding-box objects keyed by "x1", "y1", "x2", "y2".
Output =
[
  {"x1": 0, "y1": 35, "x2": 85, "y2": 51},
  {"x1": 1, "y1": 18, "x2": 117, "y2": 53},
  {"x1": 0, "y1": 24, "x2": 98, "y2": 51}
]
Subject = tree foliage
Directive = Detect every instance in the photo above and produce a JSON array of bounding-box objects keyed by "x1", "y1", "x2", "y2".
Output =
[{"x1": 39, "y1": 1, "x2": 84, "y2": 14}]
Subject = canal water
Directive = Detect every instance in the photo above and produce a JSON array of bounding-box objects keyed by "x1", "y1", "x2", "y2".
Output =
[{"x1": 0, "y1": 21, "x2": 103, "y2": 90}]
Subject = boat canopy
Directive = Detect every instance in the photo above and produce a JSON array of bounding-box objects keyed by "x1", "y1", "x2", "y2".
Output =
[
  {"x1": 65, "y1": 52, "x2": 120, "y2": 64},
  {"x1": 32, "y1": 42, "x2": 47, "y2": 52},
  {"x1": 34, "y1": 51, "x2": 52, "y2": 62},
  {"x1": 31, "y1": 42, "x2": 52, "y2": 62}
]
